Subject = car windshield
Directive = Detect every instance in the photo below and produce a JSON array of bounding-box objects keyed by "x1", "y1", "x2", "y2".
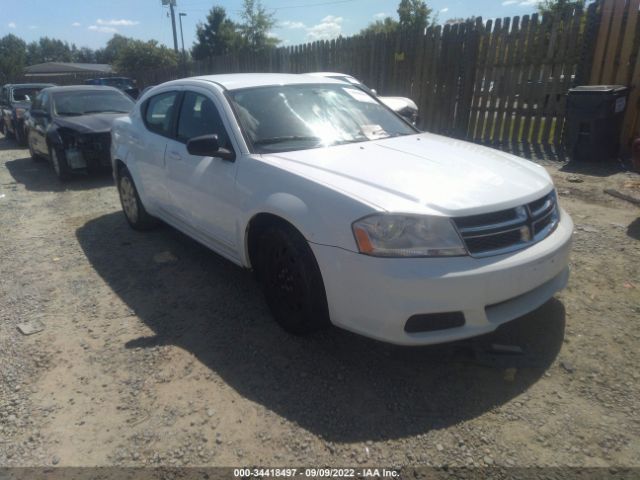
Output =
[
  {"x1": 53, "y1": 90, "x2": 134, "y2": 116},
  {"x1": 228, "y1": 84, "x2": 416, "y2": 153},
  {"x1": 12, "y1": 87, "x2": 45, "y2": 103}
]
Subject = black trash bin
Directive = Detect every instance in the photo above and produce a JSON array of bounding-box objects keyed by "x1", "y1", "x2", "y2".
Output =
[{"x1": 565, "y1": 85, "x2": 629, "y2": 162}]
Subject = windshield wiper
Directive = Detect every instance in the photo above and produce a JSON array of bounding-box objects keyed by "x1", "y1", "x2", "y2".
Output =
[
  {"x1": 253, "y1": 135, "x2": 322, "y2": 146},
  {"x1": 57, "y1": 112, "x2": 82, "y2": 116}
]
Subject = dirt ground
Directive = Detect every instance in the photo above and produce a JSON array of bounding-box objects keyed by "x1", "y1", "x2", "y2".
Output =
[{"x1": 0, "y1": 134, "x2": 639, "y2": 469}]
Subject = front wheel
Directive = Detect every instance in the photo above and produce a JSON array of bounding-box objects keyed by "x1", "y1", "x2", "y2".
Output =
[
  {"x1": 258, "y1": 225, "x2": 330, "y2": 334},
  {"x1": 49, "y1": 146, "x2": 71, "y2": 181},
  {"x1": 117, "y1": 166, "x2": 158, "y2": 230}
]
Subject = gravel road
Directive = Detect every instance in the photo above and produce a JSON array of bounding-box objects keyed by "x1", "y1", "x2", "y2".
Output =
[{"x1": 0, "y1": 134, "x2": 639, "y2": 469}]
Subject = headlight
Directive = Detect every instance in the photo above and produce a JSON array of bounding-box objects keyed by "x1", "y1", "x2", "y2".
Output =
[
  {"x1": 15, "y1": 108, "x2": 26, "y2": 119},
  {"x1": 352, "y1": 214, "x2": 467, "y2": 257}
]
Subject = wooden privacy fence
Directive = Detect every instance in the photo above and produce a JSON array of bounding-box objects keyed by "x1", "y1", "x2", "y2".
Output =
[{"x1": 89, "y1": 0, "x2": 640, "y2": 154}]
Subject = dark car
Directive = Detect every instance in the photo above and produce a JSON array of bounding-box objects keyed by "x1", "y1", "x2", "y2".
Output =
[
  {"x1": 85, "y1": 77, "x2": 139, "y2": 99},
  {"x1": 25, "y1": 86, "x2": 134, "y2": 181},
  {"x1": 0, "y1": 83, "x2": 55, "y2": 145}
]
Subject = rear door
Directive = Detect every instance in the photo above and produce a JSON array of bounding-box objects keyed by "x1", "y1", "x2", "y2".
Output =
[{"x1": 164, "y1": 88, "x2": 240, "y2": 255}]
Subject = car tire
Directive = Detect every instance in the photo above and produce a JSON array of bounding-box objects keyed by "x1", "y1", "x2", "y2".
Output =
[
  {"x1": 117, "y1": 166, "x2": 158, "y2": 230},
  {"x1": 15, "y1": 127, "x2": 26, "y2": 146},
  {"x1": 258, "y1": 224, "x2": 330, "y2": 334},
  {"x1": 49, "y1": 145, "x2": 71, "y2": 181},
  {"x1": 1, "y1": 121, "x2": 12, "y2": 139},
  {"x1": 27, "y1": 132, "x2": 40, "y2": 160}
]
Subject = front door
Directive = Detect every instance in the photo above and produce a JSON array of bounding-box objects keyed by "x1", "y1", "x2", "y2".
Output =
[{"x1": 164, "y1": 89, "x2": 240, "y2": 255}]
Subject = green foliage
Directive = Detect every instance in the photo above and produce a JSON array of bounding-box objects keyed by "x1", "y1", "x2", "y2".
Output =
[
  {"x1": 25, "y1": 37, "x2": 74, "y2": 64},
  {"x1": 537, "y1": 0, "x2": 585, "y2": 17},
  {"x1": 397, "y1": 0, "x2": 432, "y2": 31},
  {"x1": 113, "y1": 38, "x2": 178, "y2": 73},
  {"x1": 192, "y1": 6, "x2": 242, "y2": 60},
  {"x1": 192, "y1": 1, "x2": 279, "y2": 59},
  {"x1": 238, "y1": 0, "x2": 280, "y2": 51},
  {"x1": 95, "y1": 34, "x2": 132, "y2": 64},
  {"x1": 359, "y1": 0, "x2": 433, "y2": 36},
  {"x1": 0, "y1": 34, "x2": 27, "y2": 84},
  {"x1": 359, "y1": 17, "x2": 400, "y2": 35}
]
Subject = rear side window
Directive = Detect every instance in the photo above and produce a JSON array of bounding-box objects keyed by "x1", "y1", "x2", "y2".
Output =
[
  {"x1": 144, "y1": 91, "x2": 179, "y2": 137},
  {"x1": 176, "y1": 91, "x2": 229, "y2": 147}
]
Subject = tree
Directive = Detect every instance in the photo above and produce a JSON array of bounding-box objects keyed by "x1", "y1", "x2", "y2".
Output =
[
  {"x1": 445, "y1": 16, "x2": 478, "y2": 25},
  {"x1": 192, "y1": 6, "x2": 242, "y2": 60},
  {"x1": 359, "y1": 17, "x2": 399, "y2": 35},
  {"x1": 25, "y1": 37, "x2": 74, "y2": 64},
  {"x1": 537, "y1": 0, "x2": 585, "y2": 17},
  {"x1": 95, "y1": 34, "x2": 132, "y2": 64},
  {"x1": 238, "y1": 0, "x2": 279, "y2": 52},
  {"x1": 73, "y1": 47, "x2": 97, "y2": 64},
  {"x1": 114, "y1": 38, "x2": 178, "y2": 74},
  {"x1": 397, "y1": 0, "x2": 432, "y2": 31},
  {"x1": 0, "y1": 34, "x2": 27, "y2": 83}
]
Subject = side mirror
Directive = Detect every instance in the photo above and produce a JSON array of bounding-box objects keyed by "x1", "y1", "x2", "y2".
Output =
[
  {"x1": 371, "y1": 89, "x2": 378, "y2": 96},
  {"x1": 186, "y1": 134, "x2": 235, "y2": 161}
]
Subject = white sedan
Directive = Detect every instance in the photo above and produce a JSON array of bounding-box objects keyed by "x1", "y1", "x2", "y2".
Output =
[{"x1": 111, "y1": 74, "x2": 572, "y2": 346}]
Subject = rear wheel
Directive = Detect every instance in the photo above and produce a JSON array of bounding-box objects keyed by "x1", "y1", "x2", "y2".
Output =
[
  {"x1": 257, "y1": 224, "x2": 330, "y2": 334},
  {"x1": 49, "y1": 146, "x2": 71, "y2": 181},
  {"x1": 117, "y1": 166, "x2": 158, "y2": 230}
]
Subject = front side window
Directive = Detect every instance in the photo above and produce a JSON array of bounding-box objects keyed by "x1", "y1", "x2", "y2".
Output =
[
  {"x1": 53, "y1": 90, "x2": 133, "y2": 117},
  {"x1": 177, "y1": 91, "x2": 229, "y2": 147},
  {"x1": 144, "y1": 91, "x2": 179, "y2": 137},
  {"x1": 228, "y1": 84, "x2": 415, "y2": 154}
]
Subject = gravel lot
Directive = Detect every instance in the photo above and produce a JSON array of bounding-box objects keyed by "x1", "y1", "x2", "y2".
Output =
[{"x1": 0, "y1": 134, "x2": 639, "y2": 469}]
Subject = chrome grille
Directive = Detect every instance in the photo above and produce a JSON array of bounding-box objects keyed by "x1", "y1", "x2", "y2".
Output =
[{"x1": 453, "y1": 191, "x2": 559, "y2": 257}]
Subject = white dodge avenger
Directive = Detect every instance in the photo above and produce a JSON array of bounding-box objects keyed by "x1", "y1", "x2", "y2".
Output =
[{"x1": 111, "y1": 73, "x2": 572, "y2": 346}]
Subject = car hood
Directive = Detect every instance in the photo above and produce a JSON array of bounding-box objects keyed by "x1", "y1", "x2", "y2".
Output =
[
  {"x1": 379, "y1": 96, "x2": 418, "y2": 112},
  {"x1": 262, "y1": 132, "x2": 553, "y2": 216},
  {"x1": 54, "y1": 113, "x2": 127, "y2": 134}
]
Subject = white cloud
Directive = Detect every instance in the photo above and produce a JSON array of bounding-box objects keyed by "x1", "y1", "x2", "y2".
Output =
[
  {"x1": 72, "y1": 22, "x2": 82, "y2": 27},
  {"x1": 28, "y1": 25, "x2": 38, "y2": 29},
  {"x1": 502, "y1": 0, "x2": 540, "y2": 5},
  {"x1": 307, "y1": 15, "x2": 343, "y2": 41},
  {"x1": 440, "y1": 7, "x2": 449, "y2": 12},
  {"x1": 88, "y1": 25, "x2": 118, "y2": 33},
  {"x1": 96, "y1": 18, "x2": 139, "y2": 26},
  {"x1": 373, "y1": 12, "x2": 387, "y2": 19},
  {"x1": 280, "y1": 20, "x2": 306, "y2": 29},
  {"x1": 8, "y1": 22, "x2": 16, "y2": 29}
]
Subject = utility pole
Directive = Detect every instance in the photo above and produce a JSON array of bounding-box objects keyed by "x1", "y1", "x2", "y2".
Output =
[
  {"x1": 179, "y1": 13, "x2": 187, "y2": 76},
  {"x1": 167, "y1": 0, "x2": 179, "y2": 53}
]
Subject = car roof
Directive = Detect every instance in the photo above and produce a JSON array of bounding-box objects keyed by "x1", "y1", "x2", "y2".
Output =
[
  {"x1": 186, "y1": 73, "x2": 345, "y2": 91},
  {"x1": 6, "y1": 83, "x2": 55, "y2": 89},
  {"x1": 42, "y1": 85, "x2": 123, "y2": 94}
]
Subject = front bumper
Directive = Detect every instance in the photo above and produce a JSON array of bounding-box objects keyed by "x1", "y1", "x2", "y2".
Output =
[{"x1": 311, "y1": 209, "x2": 573, "y2": 346}]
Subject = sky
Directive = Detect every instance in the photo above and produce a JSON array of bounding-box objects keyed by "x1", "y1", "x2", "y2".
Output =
[{"x1": 1, "y1": 0, "x2": 545, "y2": 53}]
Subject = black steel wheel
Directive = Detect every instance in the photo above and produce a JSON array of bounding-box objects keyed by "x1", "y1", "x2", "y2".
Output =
[{"x1": 258, "y1": 225, "x2": 330, "y2": 334}]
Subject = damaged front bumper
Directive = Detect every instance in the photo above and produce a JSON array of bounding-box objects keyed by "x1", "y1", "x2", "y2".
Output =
[{"x1": 62, "y1": 132, "x2": 112, "y2": 171}]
